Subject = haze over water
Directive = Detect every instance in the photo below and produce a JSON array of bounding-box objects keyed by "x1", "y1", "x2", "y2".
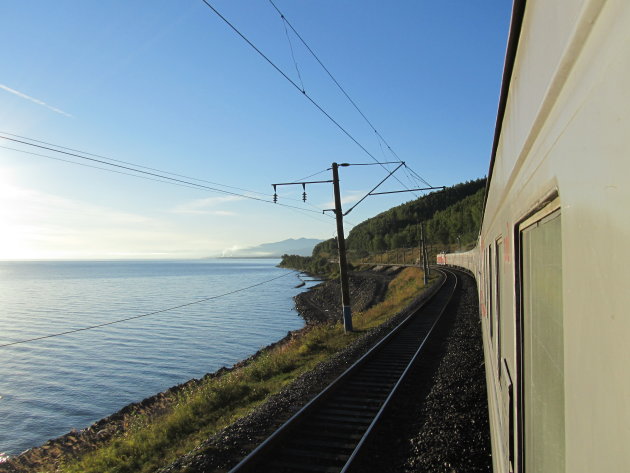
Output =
[{"x1": 0, "y1": 259, "x2": 308, "y2": 457}]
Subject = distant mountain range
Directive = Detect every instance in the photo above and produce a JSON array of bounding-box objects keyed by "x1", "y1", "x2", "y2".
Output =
[{"x1": 220, "y1": 238, "x2": 323, "y2": 258}]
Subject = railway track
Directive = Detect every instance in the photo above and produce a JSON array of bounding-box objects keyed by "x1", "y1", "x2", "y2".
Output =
[{"x1": 229, "y1": 268, "x2": 459, "y2": 473}]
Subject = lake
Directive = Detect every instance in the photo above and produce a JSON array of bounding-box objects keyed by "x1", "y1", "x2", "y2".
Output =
[{"x1": 0, "y1": 259, "x2": 309, "y2": 457}]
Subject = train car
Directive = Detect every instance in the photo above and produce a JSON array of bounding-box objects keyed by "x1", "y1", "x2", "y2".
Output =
[
  {"x1": 436, "y1": 250, "x2": 477, "y2": 274},
  {"x1": 441, "y1": 1, "x2": 630, "y2": 472},
  {"x1": 436, "y1": 252, "x2": 446, "y2": 266}
]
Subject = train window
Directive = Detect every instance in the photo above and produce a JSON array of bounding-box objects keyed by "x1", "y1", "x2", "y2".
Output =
[
  {"x1": 519, "y1": 208, "x2": 564, "y2": 473},
  {"x1": 495, "y1": 239, "x2": 503, "y2": 376},
  {"x1": 488, "y1": 245, "x2": 493, "y2": 339},
  {"x1": 501, "y1": 359, "x2": 515, "y2": 472}
]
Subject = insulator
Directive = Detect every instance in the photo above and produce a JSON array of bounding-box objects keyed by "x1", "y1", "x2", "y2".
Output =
[
  {"x1": 302, "y1": 192, "x2": 307, "y2": 202},
  {"x1": 273, "y1": 193, "x2": 278, "y2": 203}
]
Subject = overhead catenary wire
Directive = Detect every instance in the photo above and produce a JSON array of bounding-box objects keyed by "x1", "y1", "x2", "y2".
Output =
[
  {"x1": 377, "y1": 136, "x2": 391, "y2": 165},
  {"x1": 269, "y1": 0, "x2": 377, "y2": 131},
  {"x1": 343, "y1": 162, "x2": 405, "y2": 216},
  {"x1": 0, "y1": 270, "x2": 299, "y2": 349},
  {"x1": 266, "y1": 0, "x2": 433, "y2": 191},
  {"x1": 404, "y1": 163, "x2": 432, "y2": 188},
  {"x1": 293, "y1": 167, "x2": 331, "y2": 182},
  {"x1": 202, "y1": 0, "x2": 437, "y2": 214},
  {"x1": 343, "y1": 161, "x2": 401, "y2": 167},
  {"x1": 198, "y1": 0, "x2": 413, "y2": 187},
  {"x1": 280, "y1": 13, "x2": 305, "y2": 92},
  {"x1": 402, "y1": 165, "x2": 421, "y2": 190}
]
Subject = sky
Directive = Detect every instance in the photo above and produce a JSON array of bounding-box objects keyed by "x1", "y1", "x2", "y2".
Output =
[{"x1": 0, "y1": 1, "x2": 512, "y2": 260}]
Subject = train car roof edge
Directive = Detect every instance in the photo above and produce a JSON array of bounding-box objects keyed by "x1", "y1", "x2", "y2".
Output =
[{"x1": 483, "y1": 0, "x2": 527, "y2": 217}]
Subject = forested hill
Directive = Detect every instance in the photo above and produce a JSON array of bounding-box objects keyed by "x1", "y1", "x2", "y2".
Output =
[
  {"x1": 279, "y1": 178, "x2": 485, "y2": 274},
  {"x1": 345, "y1": 178, "x2": 485, "y2": 253}
]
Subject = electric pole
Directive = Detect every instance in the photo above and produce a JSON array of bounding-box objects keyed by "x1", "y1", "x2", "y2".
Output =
[
  {"x1": 271, "y1": 163, "x2": 354, "y2": 332},
  {"x1": 272, "y1": 161, "x2": 443, "y2": 335},
  {"x1": 332, "y1": 162, "x2": 353, "y2": 332},
  {"x1": 420, "y1": 222, "x2": 429, "y2": 285}
]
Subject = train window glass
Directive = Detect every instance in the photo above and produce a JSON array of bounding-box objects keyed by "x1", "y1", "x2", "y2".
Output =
[
  {"x1": 501, "y1": 359, "x2": 515, "y2": 472},
  {"x1": 521, "y1": 210, "x2": 564, "y2": 473},
  {"x1": 496, "y1": 239, "x2": 503, "y2": 375},
  {"x1": 488, "y1": 246, "x2": 493, "y2": 339}
]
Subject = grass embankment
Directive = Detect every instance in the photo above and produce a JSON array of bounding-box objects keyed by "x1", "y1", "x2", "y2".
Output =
[{"x1": 61, "y1": 267, "x2": 433, "y2": 473}]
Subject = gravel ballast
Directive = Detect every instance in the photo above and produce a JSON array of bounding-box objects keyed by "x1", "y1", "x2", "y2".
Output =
[{"x1": 348, "y1": 270, "x2": 492, "y2": 473}]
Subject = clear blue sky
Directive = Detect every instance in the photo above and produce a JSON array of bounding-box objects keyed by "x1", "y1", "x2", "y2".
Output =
[{"x1": 0, "y1": 0, "x2": 512, "y2": 259}]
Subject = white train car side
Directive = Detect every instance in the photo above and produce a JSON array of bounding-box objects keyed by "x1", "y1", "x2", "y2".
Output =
[
  {"x1": 441, "y1": 1, "x2": 630, "y2": 472},
  {"x1": 436, "y1": 250, "x2": 477, "y2": 275}
]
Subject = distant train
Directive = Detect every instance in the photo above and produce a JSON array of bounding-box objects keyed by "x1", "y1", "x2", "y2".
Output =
[{"x1": 438, "y1": 1, "x2": 629, "y2": 472}]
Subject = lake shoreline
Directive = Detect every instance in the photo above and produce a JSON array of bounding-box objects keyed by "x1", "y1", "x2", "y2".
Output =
[
  {"x1": 0, "y1": 259, "x2": 304, "y2": 471},
  {"x1": 0, "y1": 267, "x2": 397, "y2": 473},
  {"x1": 0, "y1": 325, "x2": 308, "y2": 473}
]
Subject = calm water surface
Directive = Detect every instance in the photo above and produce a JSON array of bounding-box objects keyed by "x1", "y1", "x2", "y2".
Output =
[{"x1": 0, "y1": 259, "x2": 308, "y2": 457}]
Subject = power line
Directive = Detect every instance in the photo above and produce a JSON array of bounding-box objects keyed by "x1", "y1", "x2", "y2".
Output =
[
  {"x1": 280, "y1": 13, "x2": 305, "y2": 92},
  {"x1": 0, "y1": 130, "x2": 303, "y2": 202},
  {"x1": 274, "y1": 195, "x2": 342, "y2": 226},
  {"x1": 343, "y1": 162, "x2": 405, "y2": 215},
  {"x1": 266, "y1": 0, "x2": 433, "y2": 190},
  {"x1": 402, "y1": 165, "x2": 420, "y2": 190},
  {"x1": 293, "y1": 167, "x2": 331, "y2": 182},
  {"x1": 343, "y1": 161, "x2": 401, "y2": 167},
  {"x1": 283, "y1": 167, "x2": 342, "y2": 215},
  {"x1": 0, "y1": 270, "x2": 298, "y2": 349},
  {"x1": 268, "y1": 0, "x2": 388, "y2": 145},
  {"x1": 0, "y1": 145, "x2": 209, "y2": 193},
  {"x1": 198, "y1": 0, "x2": 411, "y2": 186},
  {"x1": 404, "y1": 163, "x2": 432, "y2": 188},
  {"x1": 0, "y1": 134, "x2": 339, "y2": 225},
  {"x1": 4, "y1": 142, "x2": 336, "y2": 225},
  {"x1": 267, "y1": 0, "x2": 382, "y2": 140},
  {"x1": 0, "y1": 134, "x2": 325, "y2": 216}
]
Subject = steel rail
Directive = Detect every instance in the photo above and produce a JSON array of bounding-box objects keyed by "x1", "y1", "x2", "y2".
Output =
[
  {"x1": 340, "y1": 269, "x2": 458, "y2": 472},
  {"x1": 229, "y1": 268, "x2": 459, "y2": 473}
]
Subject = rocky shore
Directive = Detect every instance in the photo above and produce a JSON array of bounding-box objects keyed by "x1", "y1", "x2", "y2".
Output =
[
  {"x1": 0, "y1": 327, "x2": 302, "y2": 473},
  {"x1": 294, "y1": 265, "x2": 400, "y2": 323},
  {"x1": 0, "y1": 267, "x2": 398, "y2": 473}
]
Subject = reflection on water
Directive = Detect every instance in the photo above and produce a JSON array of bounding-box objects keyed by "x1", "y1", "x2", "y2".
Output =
[{"x1": 0, "y1": 259, "x2": 309, "y2": 456}]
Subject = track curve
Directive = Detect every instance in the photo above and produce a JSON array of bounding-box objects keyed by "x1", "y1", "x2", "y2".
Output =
[{"x1": 229, "y1": 268, "x2": 459, "y2": 473}]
